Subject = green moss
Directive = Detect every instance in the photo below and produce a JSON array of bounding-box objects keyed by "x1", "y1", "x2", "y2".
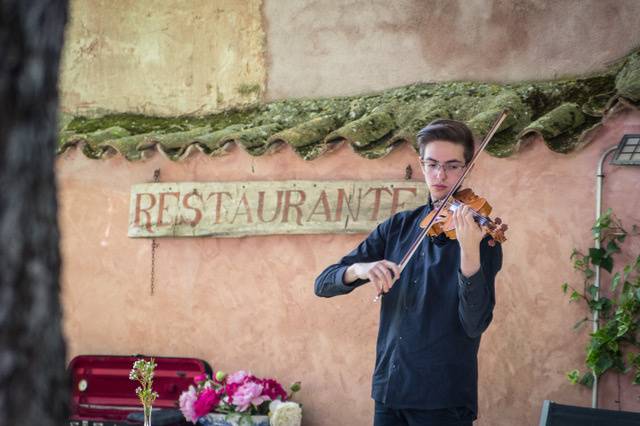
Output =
[
  {"x1": 236, "y1": 83, "x2": 261, "y2": 96},
  {"x1": 67, "y1": 114, "x2": 197, "y2": 135},
  {"x1": 137, "y1": 126, "x2": 212, "y2": 150},
  {"x1": 520, "y1": 103, "x2": 585, "y2": 140},
  {"x1": 100, "y1": 132, "x2": 163, "y2": 161},
  {"x1": 58, "y1": 49, "x2": 640, "y2": 161},
  {"x1": 64, "y1": 108, "x2": 262, "y2": 136},
  {"x1": 57, "y1": 126, "x2": 132, "y2": 155},
  {"x1": 485, "y1": 131, "x2": 521, "y2": 158},
  {"x1": 326, "y1": 103, "x2": 397, "y2": 148},
  {"x1": 292, "y1": 140, "x2": 329, "y2": 161},
  {"x1": 514, "y1": 74, "x2": 616, "y2": 119},
  {"x1": 395, "y1": 97, "x2": 452, "y2": 135},
  {"x1": 543, "y1": 116, "x2": 601, "y2": 154},
  {"x1": 353, "y1": 137, "x2": 398, "y2": 159},
  {"x1": 220, "y1": 123, "x2": 283, "y2": 150},
  {"x1": 268, "y1": 114, "x2": 345, "y2": 148},
  {"x1": 195, "y1": 124, "x2": 246, "y2": 151},
  {"x1": 616, "y1": 52, "x2": 640, "y2": 102}
]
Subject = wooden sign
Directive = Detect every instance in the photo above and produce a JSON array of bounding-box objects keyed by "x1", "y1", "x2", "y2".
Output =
[{"x1": 128, "y1": 181, "x2": 428, "y2": 238}]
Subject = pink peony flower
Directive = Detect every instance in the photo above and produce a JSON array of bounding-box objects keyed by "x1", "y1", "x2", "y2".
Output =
[
  {"x1": 227, "y1": 370, "x2": 250, "y2": 384},
  {"x1": 261, "y1": 378, "x2": 287, "y2": 401},
  {"x1": 231, "y1": 381, "x2": 269, "y2": 412},
  {"x1": 194, "y1": 374, "x2": 207, "y2": 384},
  {"x1": 225, "y1": 381, "x2": 241, "y2": 400},
  {"x1": 193, "y1": 388, "x2": 222, "y2": 418},
  {"x1": 178, "y1": 385, "x2": 198, "y2": 423}
]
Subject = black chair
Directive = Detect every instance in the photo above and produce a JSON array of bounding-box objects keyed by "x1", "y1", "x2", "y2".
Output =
[{"x1": 539, "y1": 400, "x2": 640, "y2": 425}]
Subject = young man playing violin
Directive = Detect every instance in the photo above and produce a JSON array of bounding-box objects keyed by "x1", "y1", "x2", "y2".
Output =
[{"x1": 314, "y1": 119, "x2": 503, "y2": 426}]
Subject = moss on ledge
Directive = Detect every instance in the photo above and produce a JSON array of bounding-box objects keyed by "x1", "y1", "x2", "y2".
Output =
[{"x1": 59, "y1": 50, "x2": 640, "y2": 161}]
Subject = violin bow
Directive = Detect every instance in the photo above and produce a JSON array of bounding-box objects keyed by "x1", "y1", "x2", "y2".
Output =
[{"x1": 373, "y1": 110, "x2": 509, "y2": 302}]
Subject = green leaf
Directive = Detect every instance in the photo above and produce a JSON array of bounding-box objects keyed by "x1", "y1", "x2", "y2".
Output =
[
  {"x1": 593, "y1": 352, "x2": 614, "y2": 375},
  {"x1": 589, "y1": 248, "x2": 605, "y2": 265},
  {"x1": 617, "y1": 323, "x2": 630, "y2": 337},
  {"x1": 600, "y1": 256, "x2": 614, "y2": 273},
  {"x1": 579, "y1": 371, "x2": 595, "y2": 388},
  {"x1": 566, "y1": 369, "x2": 580, "y2": 384},
  {"x1": 611, "y1": 272, "x2": 621, "y2": 292},
  {"x1": 561, "y1": 283, "x2": 568, "y2": 293},
  {"x1": 606, "y1": 240, "x2": 620, "y2": 256},
  {"x1": 589, "y1": 297, "x2": 611, "y2": 313},
  {"x1": 584, "y1": 268, "x2": 595, "y2": 279},
  {"x1": 570, "y1": 249, "x2": 580, "y2": 260},
  {"x1": 570, "y1": 290, "x2": 581, "y2": 302},
  {"x1": 588, "y1": 285, "x2": 599, "y2": 299}
]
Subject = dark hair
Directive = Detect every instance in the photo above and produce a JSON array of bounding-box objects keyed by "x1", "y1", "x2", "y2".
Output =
[{"x1": 417, "y1": 119, "x2": 475, "y2": 164}]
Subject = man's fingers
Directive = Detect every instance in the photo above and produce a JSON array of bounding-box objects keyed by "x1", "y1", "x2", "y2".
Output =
[
  {"x1": 378, "y1": 263, "x2": 393, "y2": 285},
  {"x1": 369, "y1": 268, "x2": 384, "y2": 293},
  {"x1": 381, "y1": 260, "x2": 401, "y2": 282},
  {"x1": 462, "y1": 206, "x2": 481, "y2": 230},
  {"x1": 376, "y1": 265, "x2": 392, "y2": 292},
  {"x1": 453, "y1": 206, "x2": 462, "y2": 230},
  {"x1": 371, "y1": 267, "x2": 390, "y2": 293},
  {"x1": 368, "y1": 260, "x2": 401, "y2": 295}
]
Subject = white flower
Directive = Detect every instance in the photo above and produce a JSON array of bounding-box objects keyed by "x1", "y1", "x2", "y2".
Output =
[{"x1": 269, "y1": 401, "x2": 302, "y2": 426}]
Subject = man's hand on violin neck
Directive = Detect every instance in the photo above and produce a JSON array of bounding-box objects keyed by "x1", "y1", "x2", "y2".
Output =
[{"x1": 345, "y1": 260, "x2": 400, "y2": 294}]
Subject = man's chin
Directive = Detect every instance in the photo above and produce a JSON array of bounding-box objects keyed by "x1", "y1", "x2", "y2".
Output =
[{"x1": 430, "y1": 190, "x2": 449, "y2": 201}]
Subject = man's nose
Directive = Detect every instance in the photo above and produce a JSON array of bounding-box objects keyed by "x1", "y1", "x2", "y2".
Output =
[{"x1": 434, "y1": 166, "x2": 447, "y2": 177}]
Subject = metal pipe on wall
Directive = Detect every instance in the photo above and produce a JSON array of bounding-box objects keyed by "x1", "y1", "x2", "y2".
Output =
[{"x1": 592, "y1": 144, "x2": 618, "y2": 408}]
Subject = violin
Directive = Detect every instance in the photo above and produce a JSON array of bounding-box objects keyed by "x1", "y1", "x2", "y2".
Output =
[{"x1": 421, "y1": 188, "x2": 508, "y2": 246}]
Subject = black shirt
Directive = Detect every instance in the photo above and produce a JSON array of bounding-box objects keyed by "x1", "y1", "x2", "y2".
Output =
[{"x1": 314, "y1": 202, "x2": 503, "y2": 417}]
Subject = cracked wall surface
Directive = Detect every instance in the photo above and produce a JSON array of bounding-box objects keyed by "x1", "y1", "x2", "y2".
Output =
[{"x1": 60, "y1": 0, "x2": 266, "y2": 116}]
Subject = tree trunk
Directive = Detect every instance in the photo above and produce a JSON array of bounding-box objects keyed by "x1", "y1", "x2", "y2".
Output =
[{"x1": 0, "y1": 1, "x2": 69, "y2": 425}]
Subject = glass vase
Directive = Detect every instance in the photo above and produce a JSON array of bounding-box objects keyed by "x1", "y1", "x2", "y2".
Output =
[{"x1": 143, "y1": 405, "x2": 152, "y2": 426}]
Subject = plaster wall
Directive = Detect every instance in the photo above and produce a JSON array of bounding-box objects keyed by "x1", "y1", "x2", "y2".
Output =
[
  {"x1": 265, "y1": 0, "x2": 640, "y2": 99},
  {"x1": 58, "y1": 111, "x2": 640, "y2": 425},
  {"x1": 59, "y1": 0, "x2": 640, "y2": 115},
  {"x1": 59, "y1": 0, "x2": 265, "y2": 116}
]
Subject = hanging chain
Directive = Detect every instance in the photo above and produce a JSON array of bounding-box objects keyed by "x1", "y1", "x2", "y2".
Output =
[{"x1": 150, "y1": 169, "x2": 160, "y2": 295}]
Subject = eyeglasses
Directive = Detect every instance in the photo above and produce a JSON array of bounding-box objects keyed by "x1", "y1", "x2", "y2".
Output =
[{"x1": 419, "y1": 160, "x2": 466, "y2": 174}]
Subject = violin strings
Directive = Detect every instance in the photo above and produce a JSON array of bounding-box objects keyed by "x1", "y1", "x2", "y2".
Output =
[{"x1": 445, "y1": 199, "x2": 494, "y2": 226}]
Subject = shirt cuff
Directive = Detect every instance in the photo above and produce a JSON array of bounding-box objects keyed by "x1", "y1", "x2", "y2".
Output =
[
  {"x1": 338, "y1": 265, "x2": 370, "y2": 289},
  {"x1": 458, "y1": 268, "x2": 483, "y2": 287}
]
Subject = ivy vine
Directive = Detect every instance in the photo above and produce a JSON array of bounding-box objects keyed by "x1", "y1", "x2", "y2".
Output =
[{"x1": 562, "y1": 209, "x2": 640, "y2": 388}]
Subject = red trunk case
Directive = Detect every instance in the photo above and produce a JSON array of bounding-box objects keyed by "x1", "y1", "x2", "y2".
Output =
[{"x1": 68, "y1": 355, "x2": 212, "y2": 426}]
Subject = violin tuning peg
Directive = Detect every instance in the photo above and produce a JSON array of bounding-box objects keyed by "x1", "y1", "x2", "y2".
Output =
[
  {"x1": 501, "y1": 224, "x2": 509, "y2": 231},
  {"x1": 495, "y1": 217, "x2": 502, "y2": 225}
]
